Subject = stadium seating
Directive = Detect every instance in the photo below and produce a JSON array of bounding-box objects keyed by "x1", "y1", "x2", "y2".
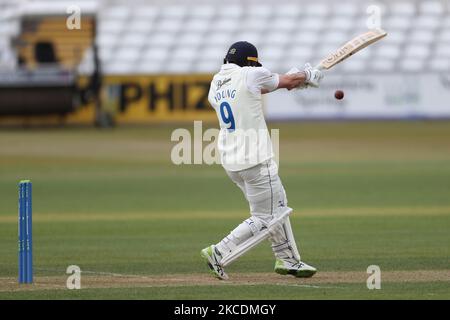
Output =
[{"x1": 0, "y1": 0, "x2": 449, "y2": 74}]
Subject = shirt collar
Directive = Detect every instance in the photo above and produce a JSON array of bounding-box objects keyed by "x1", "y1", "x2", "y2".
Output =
[{"x1": 221, "y1": 63, "x2": 240, "y2": 70}]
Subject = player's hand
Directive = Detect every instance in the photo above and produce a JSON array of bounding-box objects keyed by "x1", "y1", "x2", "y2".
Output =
[
  {"x1": 303, "y1": 63, "x2": 323, "y2": 88},
  {"x1": 285, "y1": 67, "x2": 308, "y2": 90}
]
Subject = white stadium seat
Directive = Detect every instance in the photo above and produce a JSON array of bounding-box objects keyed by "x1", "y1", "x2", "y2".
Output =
[
  {"x1": 161, "y1": 5, "x2": 187, "y2": 19},
  {"x1": 128, "y1": 20, "x2": 153, "y2": 33},
  {"x1": 443, "y1": 19, "x2": 450, "y2": 28},
  {"x1": 98, "y1": 47, "x2": 114, "y2": 63},
  {"x1": 134, "y1": 6, "x2": 159, "y2": 19},
  {"x1": 191, "y1": 6, "x2": 215, "y2": 18},
  {"x1": 98, "y1": 19, "x2": 125, "y2": 34},
  {"x1": 154, "y1": 18, "x2": 183, "y2": 32},
  {"x1": 390, "y1": 2, "x2": 416, "y2": 16},
  {"x1": 115, "y1": 48, "x2": 141, "y2": 62},
  {"x1": 211, "y1": 18, "x2": 239, "y2": 32},
  {"x1": 409, "y1": 30, "x2": 435, "y2": 44},
  {"x1": 217, "y1": 5, "x2": 243, "y2": 18},
  {"x1": 185, "y1": 19, "x2": 210, "y2": 32},
  {"x1": 305, "y1": 3, "x2": 329, "y2": 16},
  {"x1": 385, "y1": 16, "x2": 412, "y2": 30},
  {"x1": 178, "y1": 33, "x2": 204, "y2": 47},
  {"x1": 293, "y1": 31, "x2": 318, "y2": 45},
  {"x1": 278, "y1": 59, "x2": 299, "y2": 71},
  {"x1": 142, "y1": 47, "x2": 169, "y2": 61},
  {"x1": 265, "y1": 32, "x2": 291, "y2": 46},
  {"x1": 261, "y1": 60, "x2": 280, "y2": 72},
  {"x1": 166, "y1": 61, "x2": 192, "y2": 73},
  {"x1": 102, "y1": 6, "x2": 131, "y2": 20},
  {"x1": 288, "y1": 46, "x2": 314, "y2": 60},
  {"x1": 332, "y1": 3, "x2": 358, "y2": 16},
  {"x1": 280, "y1": 60, "x2": 308, "y2": 73},
  {"x1": 317, "y1": 45, "x2": 340, "y2": 58},
  {"x1": 97, "y1": 34, "x2": 118, "y2": 48},
  {"x1": 323, "y1": 31, "x2": 349, "y2": 45},
  {"x1": 204, "y1": 33, "x2": 233, "y2": 47},
  {"x1": 376, "y1": 45, "x2": 401, "y2": 59},
  {"x1": 202, "y1": 46, "x2": 228, "y2": 61},
  {"x1": 420, "y1": 2, "x2": 444, "y2": 15},
  {"x1": 260, "y1": 46, "x2": 284, "y2": 60},
  {"x1": 148, "y1": 33, "x2": 177, "y2": 47},
  {"x1": 439, "y1": 30, "x2": 450, "y2": 42},
  {"x1": 271, "y1": 18, "x2": 296, "y2": 32},
  {"x1": 195, "y1": 60, "x2": 221, "y2": 73},
  {"x1": 233, "y1": 31, "x2": 262, "y2": 46},
  {"x1": 414, "y1": 16, "x2": 441, "y2": 29},
  {"x1": 296, "y1": 17, "x2": 325, "y2": 31},
  {"x1": 139, "y1": 61, "x2": 162, "y2": 73},
  {"x1": 354, "y1": 47, "x2": 372, "y2": 59},
  {"x1": 371, "y1": 59, "x2": 395, "y2": 72},
  {"x1": 275, "y1": 5, "x2": 301, "y2": 18},
  {"x1": 383, "y1": 31, "x2": 406, "y2": 45},
  {"x1": 429, "y1": 58, "x2": 450, "y2": 72},
  {"x1": 404, "y1": 44, "x2": 430, "y2": 59},
  {"x1": 328, "y1": 17, "x2": 354, "y2": 31},
  {"x1": 342, "y1": 59, "x2": 366, "y2": 72},
  {"x1": 435, "y1": 44, "x2": 450, "y2": 57},
  {"x1": 248, "y1": 5, "x2": 273, "y2": 18},
  {"x1": 122, "y1": 33, "x2": 147, "y2": 48},
  {"x1": 241, "y1": 18, "x2": 269, "y2": 31},
  {"x1": 352, "y1": 17, "x2": 372, "y2": 31},
  {"x1": 172, "y1": 47, "x2": 197, "y2": 62},
  {"x1": 400, "y1": 59, "x2": 425, "y2": 71}
]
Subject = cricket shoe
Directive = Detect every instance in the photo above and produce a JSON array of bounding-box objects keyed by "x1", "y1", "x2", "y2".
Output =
[
  {"x1": 200, "y1": 245, "x2": 229, "y2": 280},
  {"x1": 274, "y1": 258, "x2": 317, "y2": 278}
]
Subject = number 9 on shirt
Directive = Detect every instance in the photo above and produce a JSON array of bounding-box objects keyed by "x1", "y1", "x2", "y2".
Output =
[{"x1": 220, "y1": 102, "x2": 235, "y2": 132}]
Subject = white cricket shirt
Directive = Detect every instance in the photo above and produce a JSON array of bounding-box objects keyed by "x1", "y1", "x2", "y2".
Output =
[{"x1": 208, "y1": 63, "x2": 279, "y2": 171}]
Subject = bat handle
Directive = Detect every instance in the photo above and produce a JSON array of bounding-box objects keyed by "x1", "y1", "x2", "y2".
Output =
[{"x1": 315, "y1": 64, "x2": 325, "y2": 71}]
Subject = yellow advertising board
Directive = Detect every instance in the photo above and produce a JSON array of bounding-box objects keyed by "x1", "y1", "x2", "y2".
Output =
[
  {"x1": 0, "y1": 74, "x2": 217, "y2": 126},
  {"x1": 98, "y1": 74, "x2": 216, "y2": 124}
]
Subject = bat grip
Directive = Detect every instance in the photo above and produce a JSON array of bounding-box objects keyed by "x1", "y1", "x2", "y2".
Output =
[{"x1": 315, "y1": 64, "x2": 324, "y2": 71}]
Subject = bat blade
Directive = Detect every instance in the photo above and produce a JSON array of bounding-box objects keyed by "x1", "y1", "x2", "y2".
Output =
[{"x1": 316, "y1": 29, "x2": 387, "y2": 70}]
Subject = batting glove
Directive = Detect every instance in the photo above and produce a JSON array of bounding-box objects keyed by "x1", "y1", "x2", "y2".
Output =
[{"x1": 303, "y1": 63, "x2": 324, "y2": 88}]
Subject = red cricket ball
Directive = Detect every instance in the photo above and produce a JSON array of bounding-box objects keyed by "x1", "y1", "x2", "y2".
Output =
[{"x1": 334, "y1": 90, "x2": 344, "y2": 100}]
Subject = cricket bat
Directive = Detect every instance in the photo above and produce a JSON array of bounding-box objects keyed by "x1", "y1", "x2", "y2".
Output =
[{"x1": 315, "y1": 29, "x2": 387, "y2": 70}]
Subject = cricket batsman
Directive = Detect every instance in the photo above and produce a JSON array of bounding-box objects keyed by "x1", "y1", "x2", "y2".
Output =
[{"x1": 201, "y1": 41, "x2": 323, "y2": 280}]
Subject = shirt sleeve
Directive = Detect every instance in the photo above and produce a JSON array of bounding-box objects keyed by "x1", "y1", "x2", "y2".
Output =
[{"x1": 245, "y1": 67, "x2": 279, "y2": 95}]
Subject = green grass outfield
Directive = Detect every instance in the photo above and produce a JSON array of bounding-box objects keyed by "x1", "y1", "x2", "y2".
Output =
[{"x1": 0, "y1": 121, "x2": 449, "y2": 299}]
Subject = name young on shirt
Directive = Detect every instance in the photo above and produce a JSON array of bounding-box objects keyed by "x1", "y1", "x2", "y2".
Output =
[{"x1": 213, "y1": 89, "x2": 236, "y2": 103}]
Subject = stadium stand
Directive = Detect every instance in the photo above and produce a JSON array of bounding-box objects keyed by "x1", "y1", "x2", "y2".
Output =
[{"x1": 0, "y1": 0, "x2": 449, "y2": 74}]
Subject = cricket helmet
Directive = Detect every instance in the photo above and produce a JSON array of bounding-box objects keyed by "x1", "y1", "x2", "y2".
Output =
[{"x1": 223, "y1": 41, "x2": 262, "y2": 67}]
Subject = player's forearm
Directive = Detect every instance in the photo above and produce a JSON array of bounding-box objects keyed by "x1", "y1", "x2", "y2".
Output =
[{"x1": 277, "y1": 73, "x2": 307, "y2": 91}]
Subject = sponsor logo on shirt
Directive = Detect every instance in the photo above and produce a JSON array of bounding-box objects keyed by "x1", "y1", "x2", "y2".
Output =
[{"x1": 216, "y1": 77, "x2": 231, "y2": 90}]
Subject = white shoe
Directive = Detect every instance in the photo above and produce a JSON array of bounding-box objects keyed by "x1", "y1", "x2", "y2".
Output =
[
  {"x1": 274, "y1": 258, "x2": 317, "y2": 278},
  {"x1": 200, "y1": 245, "x2": 229, "y2": 280}
]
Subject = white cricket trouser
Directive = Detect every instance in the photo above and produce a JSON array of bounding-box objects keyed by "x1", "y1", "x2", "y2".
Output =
[{"x1": 216, "y1": 158, "x2": 301, "y2": 263}]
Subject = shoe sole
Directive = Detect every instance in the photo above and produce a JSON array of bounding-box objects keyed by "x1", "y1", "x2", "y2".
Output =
[
  {"x1": 200, "y1": 249, "x2": 227, "y2": 280},
  {"x1": 275, "y1": 267, "x2": 317, "y2": 278}
]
